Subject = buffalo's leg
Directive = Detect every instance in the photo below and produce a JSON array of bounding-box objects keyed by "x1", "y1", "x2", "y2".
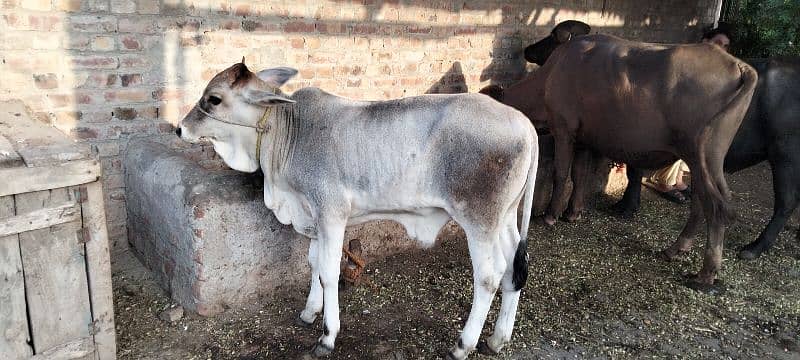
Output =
[
  {"x1": 740, "y1": 160, "x2": 799, "y2": 259},
  {"x1": 299, "y1": 239, "x2": 322, "y2": 326},
  {"x1": 612, "y1": 166, "x2": 643, "y2": 218},
  {"x1": 664, "y1": 175, "x2": 704, "y2": 259},
  {"x1": 448, "y1": 227, "x2": 503, "y2": 360},
  {"x1": 312, "y1": 218, "x2": 346, "y2": 357},
  {"x1": 482, "y1": 223, "x2": 522, "y2": 354},
  {"x1": 690, "y1": 138, "x2": 733, "y2": 288},
  {"x1": 690, "y1": 219, "x2": 726, "y2": 290},
  {"x1": 545, "y1": 133, "x2": 575, "y2": 225},
  {"x1": 565, "y1": 148, "x2": 592, "y2": 222}
]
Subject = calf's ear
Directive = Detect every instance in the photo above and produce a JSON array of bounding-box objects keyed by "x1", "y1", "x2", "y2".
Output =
[
  {"x1": 241, "y1": 88, "x2": 295, "y2": 106},
  {"x1": 256, "y1": 67, "x2": 298, "y2": 88}
]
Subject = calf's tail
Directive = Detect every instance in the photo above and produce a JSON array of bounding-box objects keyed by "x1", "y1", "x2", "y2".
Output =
[{"x1": 512, "y1": 133, "x2": 539, "y2": 291}]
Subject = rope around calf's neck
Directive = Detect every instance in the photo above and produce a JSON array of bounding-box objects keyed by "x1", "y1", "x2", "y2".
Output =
[{"x1": 194, "y1": 105, "x2": 273, "y2": 164}]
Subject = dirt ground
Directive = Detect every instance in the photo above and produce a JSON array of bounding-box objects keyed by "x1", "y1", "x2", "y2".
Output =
[{"x1": 113, "y1": 162, "x2": 800, "y2": 360}]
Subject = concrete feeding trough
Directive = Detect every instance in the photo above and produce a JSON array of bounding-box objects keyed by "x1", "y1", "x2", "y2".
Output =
[{"x1": 124, "y1": 140, "x2": 462, "y2": 316}]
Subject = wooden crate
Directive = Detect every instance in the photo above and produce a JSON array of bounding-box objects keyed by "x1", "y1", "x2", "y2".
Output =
[{"x1": 0, "y1": 101, "x2": 116, "y2": 360}]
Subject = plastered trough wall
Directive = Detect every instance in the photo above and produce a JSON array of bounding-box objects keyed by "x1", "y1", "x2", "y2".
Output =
[{"x1": 1, "y1": 0, "x2": 721, "y2": 257}]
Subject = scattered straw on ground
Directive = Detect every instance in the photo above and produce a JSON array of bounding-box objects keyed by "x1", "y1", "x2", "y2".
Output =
[{"x1": 114, "y1": 162, "x2": 799, "y2": 359}]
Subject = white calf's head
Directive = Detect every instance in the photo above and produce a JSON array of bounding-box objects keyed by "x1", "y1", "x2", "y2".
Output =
[{"x1": 176, "y1": 61, "x2": 297, "y2": 172}]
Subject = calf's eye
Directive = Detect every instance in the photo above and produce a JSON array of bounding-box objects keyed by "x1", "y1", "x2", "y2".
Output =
[{"x1": 208, "y1": 95, "x2": 222, "y2": 105}]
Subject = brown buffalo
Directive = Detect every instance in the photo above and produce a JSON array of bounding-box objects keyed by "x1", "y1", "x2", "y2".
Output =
[{"x1": 484, "y1": 33, "x2": 758, "y2": 289}]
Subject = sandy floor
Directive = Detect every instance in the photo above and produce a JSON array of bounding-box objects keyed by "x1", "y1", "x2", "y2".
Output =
[{"x1": 113, "y1": 162, "x2": 800, "y2": 359}]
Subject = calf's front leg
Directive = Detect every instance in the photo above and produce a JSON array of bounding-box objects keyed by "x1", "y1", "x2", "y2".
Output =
[{"x1": 310, "y1": 219, "x2": 347, "y2": 357}]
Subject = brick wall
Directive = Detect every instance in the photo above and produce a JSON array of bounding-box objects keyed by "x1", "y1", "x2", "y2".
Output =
[{"x1": 0, "y1": 0, "x2": 721, "y2": 257}]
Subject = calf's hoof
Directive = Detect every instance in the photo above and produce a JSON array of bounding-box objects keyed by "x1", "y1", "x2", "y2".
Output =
[
  {"x1": 311, "y1": 342, "x2": 333, "y2": 357},
  {"x1": 477, "y1": 340, "x2": 499, "y2": 356},
  {"x1": 295, "y1": 315, "x2": 315, "y2": 328},
  {"x1": 683, "y1": 275, "x2": 726, "y2": 296}
]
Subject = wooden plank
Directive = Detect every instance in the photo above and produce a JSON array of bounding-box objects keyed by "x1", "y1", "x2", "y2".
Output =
[
  {"x1": 0, "y1": 202, "x2": 80, "y2": 238},
  {"x1": 0, "y1": 195, "x2": 34, "y2": 359},
  {"x1": 29, "y1": 336, "x2": 93, "y2": 360},
  {"x1": 17, "y1": 143, "x2": 92, "y2": 168},
  {"x1": 0, "y1": 101, "x2": 90, "y2": 168},
  {"x1": 0, "y1": 159, "x2": 101, "y2": 197},
  {"x1": 80, "y1": 182, "x2": 117, "y2": 360},
  {"x1": 0, "y1": 135, "x2": 24, "y2": 169},
  {"x1": 18, "y1": 188, "x2": 93, "y2": 355}
]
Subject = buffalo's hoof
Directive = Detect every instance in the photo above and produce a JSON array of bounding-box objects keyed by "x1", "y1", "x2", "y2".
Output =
[
  {"x1": 683, "y1": 275, "x2": 726, "y2": 296},
  {"x1": 738, "y1": 249, "x2": 761, "y2": 260},
  {"x1": 295, "y1": 315, "x2": 315, "y2": 328},
  {"x1": 565, "y1": 212, "x2": 582, "y2": 223},
  {"x1": 539, "y1": 215, "x2": 557, "y2": 226},
  {"x1": 610, "y1": 202, "x2": 638, "y2": 219},
  {"x1": 477, "y1": 340, "x2": 499, "y2": 356},
  {"x1": 739, "y1": 243, "x2": 765, "y2": 260},
  {"x1": 312, "y1": 342, "x2": 333, "y2": 357},
  {"x1": 661, "y1": 246, "x2": 689, "y2": 262}
]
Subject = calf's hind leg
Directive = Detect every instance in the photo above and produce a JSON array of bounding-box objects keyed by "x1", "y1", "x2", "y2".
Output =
[
  {"x1": 447, "y1": 227, "x2": 505, "y2": 360},
  {"x1": 480, "y1": 222, "x2": 523, "y2": 355}
]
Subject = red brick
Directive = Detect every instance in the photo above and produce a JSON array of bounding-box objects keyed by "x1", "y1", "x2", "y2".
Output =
[
  {"x1": 113, "y1": 107, "x2": 138, "y2": 120},
  {"x1": 290, "y1": 38, "x2": 304, "y2": 49},
  {"x1": 283, "y1": 21, "x2": 315, "y2": 33},
  {"x1": 165, "y1": 18, "x2": 201, "y2": 31},
  {"x1": 408, "y1": 26, "x2": 432, "y2": 34},
  {"x1": 68, "y1": 15, "x2": 117, "y2": 32},
  {"x1": 316, "y1": 22, "x2": 347, "y2": 34},
  {"x1": 45, "y1": 93, "x2": 74, "y2": 109},
  {"x1": 105, "y1": 89, "x2": 152, "y2": 103},
  {"x1": 120, "y1": 35, "x2": 142, "y2": 50},
  {"x1": 33, "y1": 73, "x2": 58, "y2": 89},
  {"x1": 352, "y1": 23, "x2": 378, "y2": 35},
  {"x1": 72, "y1": 56, "x2": 118, "y2": 70},
  {"x1": 241, "y1": 20, "x2": 280, "y2": 32},
  {"x1": 455, "y1": 27, "x2": 477, "y2": 35},
  {"x1": 219, "y1": 19, "x2": 240, "y2": 30},
  {"x1": 120, "y1": 74, "x2": 143, "y2": 87},
  {"x1": 72, "y1": 126, "x2": 99, "y2": 139},
  {"x1": 233, "y1": 3, "x2": 251, "y2": 16},
  {"x1": 119, "y1": 17, "x2": 158, "y2": 33},
  {"x1": 119, "y1": 54, "x2": 150, "y2": 68},
  {"x1": 65, "y1": 34, "x2": 91, "y2": 50},
  {"x1": 80, "y1": 111, "x2": 114, "y2": 123},
  {"x1": 111, "y1": 0, "x2": 135, "y2": 13},
  {"x1": 179, "y1": 34, "x2": 208, "y2": 47}
]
